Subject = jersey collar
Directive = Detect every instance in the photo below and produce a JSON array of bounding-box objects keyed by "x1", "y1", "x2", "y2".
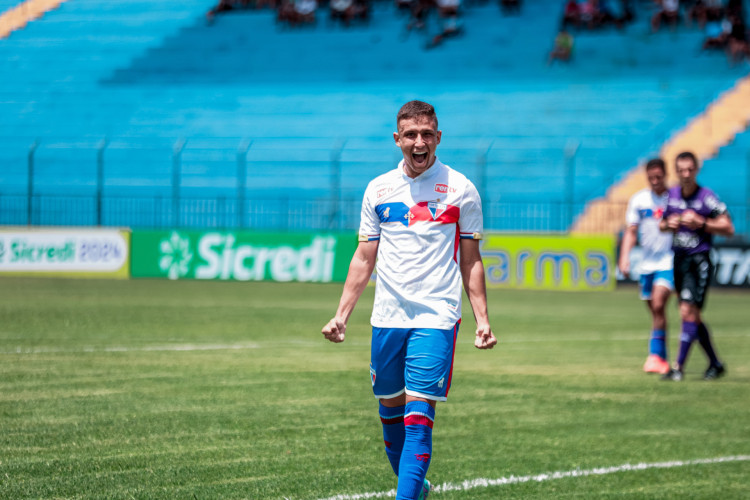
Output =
[{"x1": 398, "y1": 157, "x2": 445, "y2": 183}]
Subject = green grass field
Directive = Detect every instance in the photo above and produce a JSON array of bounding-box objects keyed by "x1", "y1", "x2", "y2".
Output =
[{"x1": 1, "y1": 277, "x2": 749, "y2": 499}]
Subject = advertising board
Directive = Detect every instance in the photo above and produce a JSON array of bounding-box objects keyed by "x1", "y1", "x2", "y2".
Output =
[
  {"x1": 481, "y1": 234, "x2": 615, "y2": 291},
  {"x1": 131, "y1": 230, "x2": 357, "y2": 282},
  {"x1": 0, "y1": 228, "x2": 130, "y2": 279}
]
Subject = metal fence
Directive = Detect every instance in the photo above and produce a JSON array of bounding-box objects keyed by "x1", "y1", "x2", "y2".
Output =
[
  {"x1": 3, "y1": 137, "x2": 748, "y2": 236},
  {"x1": 2, "y1": 192, "x2": 747, "y2": 237},
  {"x1": 0, "y1": 192, "x2": 589, "y2": 232}
]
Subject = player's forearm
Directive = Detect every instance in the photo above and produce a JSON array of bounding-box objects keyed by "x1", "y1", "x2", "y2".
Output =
[
  {"x1": 704, "y1": 215, "x2": 735, "y2": 237},
  {"x1": 618, "y1": 226, "x2": 637, "y2": 269},
  {"x1": 335, "y1": 251, "x2": 375, "y2": 323},
  {"x1": 462, "y1": 259, "x2": 491, "y2": 327}
]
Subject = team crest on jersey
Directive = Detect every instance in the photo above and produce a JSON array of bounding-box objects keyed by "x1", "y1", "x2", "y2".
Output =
[{"x1": 427, "y1": 202, "x2": 447, "y2": 220}]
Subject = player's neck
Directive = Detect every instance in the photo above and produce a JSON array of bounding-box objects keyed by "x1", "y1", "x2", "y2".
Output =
[{"x1": 681, "y1": 183, "x2": 698, "y2": 199}]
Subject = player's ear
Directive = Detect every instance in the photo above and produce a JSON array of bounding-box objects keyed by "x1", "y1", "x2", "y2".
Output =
[
  {"x1": 393, "y1": 131, "x2": 401, "y2": 146},
  {"x1": 436, "y1": 130, "x2": 442, "y2": 145}
]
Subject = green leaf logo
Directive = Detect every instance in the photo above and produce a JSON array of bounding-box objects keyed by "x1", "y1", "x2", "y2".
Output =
[{"x1": 159, "y1": 232, "x2": 193, "y2": 280}]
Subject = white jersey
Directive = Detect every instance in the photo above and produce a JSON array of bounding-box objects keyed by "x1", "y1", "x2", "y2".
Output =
[
  {"x1": 359, "y1": 159, "x2": 483, "y2": 329},
  {"x1": 625, "y1": 188, "x2": 673, "y2": 273}
]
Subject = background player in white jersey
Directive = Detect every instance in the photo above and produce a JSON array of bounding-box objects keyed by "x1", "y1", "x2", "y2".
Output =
[
  {"x1": 618, "y1": 158, "x2": 674, "y2": 375},
  {"x1": 321, "y1": 100, "x2": 497, "y2": 500}
]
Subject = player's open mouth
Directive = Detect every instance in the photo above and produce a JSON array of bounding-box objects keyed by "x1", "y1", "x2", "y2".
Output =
[{"x1": 412, "y1": 152, "x2": 428, "y2": 165}]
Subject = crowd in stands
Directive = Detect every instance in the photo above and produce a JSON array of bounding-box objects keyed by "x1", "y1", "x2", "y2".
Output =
[
  {"x1": 205, "y1": 0, "x2": 749, "y2": 60},
  {"x1": 551, "y1": 0, "x2": 749, "y2": 64}
]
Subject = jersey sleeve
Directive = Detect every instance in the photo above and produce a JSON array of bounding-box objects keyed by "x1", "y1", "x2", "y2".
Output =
[
  {"x1": 458, "y1": 179, "x2": 483, "y2": 240},
  {"x1": 625, "y1": 193, "x2": 639, "y2": 226},
  {"x1": 662, "y1": 191, "x2": 676, "y2": 220},
  {"x1": 358, "y1": 185, "x2": 381, "y2": 242},
  {"x1": 704, "y1": 189, "x2": 729, "y2": 218}
]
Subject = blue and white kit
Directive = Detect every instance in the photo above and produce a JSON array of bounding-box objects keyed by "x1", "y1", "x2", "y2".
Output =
[
  {"x1": 625, "y1": 188, "x2": 674, "y2": 299},
  {"x1": 359, "y1": 158, "x2": 483, "y2": 401}
]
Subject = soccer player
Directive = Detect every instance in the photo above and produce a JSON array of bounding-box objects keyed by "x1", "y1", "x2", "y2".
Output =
[
  {"x1": 618, "y1": 158, "x2": 673, "y2": 375},
  {"x1": 659, "y1": 151, "x2": 735, "y2": 381},
  {"x1": 321, "y1": 100, "x2": 497, "y2": 500}
]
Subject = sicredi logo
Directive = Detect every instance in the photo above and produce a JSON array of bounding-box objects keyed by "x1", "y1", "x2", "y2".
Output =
[
  {"x1": 179, "y1": 233, "x2": 337, "y2": 282},
  {"x1": 434, "y1": 183, "x2": 456, "y2": 194},
  {"x1": 0, "y1": 230, "x2": 127, "y2": 272}
]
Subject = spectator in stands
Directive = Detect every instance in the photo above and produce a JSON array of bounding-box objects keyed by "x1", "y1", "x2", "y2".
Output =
[
  {"x1": 330, "y1": 0, "x2": 370, "y2": 25},
  {"x1": 702, "y1": 14, "x2": 732, "y2": 49},
  {"x1": 562, "y1": 0, "x2": 581, "y2": 28},
  {"x1": 620, "y1": 0, "x2": 635, "y2": 23},
  {"x1": 651, "y1": 0, "x2": 680, "y2": 32},
  {"x1": 396, "y1": 0, "x2": 417, "y2": 13},
  {"x1": 295, "y1": 0, "x2": 318, "y2": 23},
  {"x1": 427, "y1": 0, "x2": 462, "y2": 48},
  {"x1": 599, "y1": 0, "x2": 626, "y2": 28},
  {"x1": 726, "y1": 0, "x2": 744, "y2": 17},
  {"x1": 406, "y1": 0, "x2": 433, "y2": 31},
  {"x1": 500, "y1": 0, "x2": 522, "y2": 15},
  {"x1": 579, "y1": 0, "x2": 616, "y2": 29},
  {"x1": 687, "y1": 0, "x2": 724, "y2": 29},
  {"x1": 727, "y1": 13, "x2": 750, "y2": 61},
  {"x1": 277, "y1": 0, "x2": 317, "y2": 25},
  {"x1": 256, "y1": 0, "x2": 279, "y2": 9},
  {"x1": 548, "y1": 28, "x2": 574, "y2": 63},
  {"x1": 206, "y1": 0, "x2": 252, "y2": 21}
]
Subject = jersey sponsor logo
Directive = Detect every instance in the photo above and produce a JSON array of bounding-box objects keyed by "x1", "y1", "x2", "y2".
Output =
[
  {"x1": 434, "y1": 183, "x2": 457, "y2": 194},
  {"x1": 376, "y1": 185, "x2": 394, "y2": 198}
]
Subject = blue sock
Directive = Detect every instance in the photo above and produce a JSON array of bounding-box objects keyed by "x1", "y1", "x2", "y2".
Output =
[
  {"x1": 379, "y1": 403, "x2": 405, "y2": 477},
  {"x1": 397, "y1": 401, "x2": 435, "y2": 500},
  {"x1": 649, "y1": 329, "x2": 667, "y2": 359},
  {"x1": 677, "y1": 321, "x2": 698, "y2": 368}
]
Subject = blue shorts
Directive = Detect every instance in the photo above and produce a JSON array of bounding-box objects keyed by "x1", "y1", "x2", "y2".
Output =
[
  {"x1": 370, "y1": 323, "x2": 459, "y2": 402},
  {"x1": 639, "y1": 269, "x2": 674, "y2": 300}
]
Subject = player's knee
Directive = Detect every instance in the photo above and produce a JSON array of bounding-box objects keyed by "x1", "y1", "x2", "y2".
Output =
[{"x1": 679, "y1": 302, "x2": 700, "y2": 323}]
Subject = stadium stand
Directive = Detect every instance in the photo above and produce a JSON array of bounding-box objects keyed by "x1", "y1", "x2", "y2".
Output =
[
  {"x1": 573, "y1": 72, "x2": 750, "y2": 235},
  {"x1": 0, "y1": 0, "x2": 748, "y2": 232}
]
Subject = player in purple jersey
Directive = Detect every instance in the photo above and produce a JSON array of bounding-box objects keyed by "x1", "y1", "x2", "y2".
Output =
[
  {"x1": 322, "y1": 101, "x2": 497, "y2": 500},
  {"x1": 659, "y1": 151, "x2": 735, "y2": 381}
]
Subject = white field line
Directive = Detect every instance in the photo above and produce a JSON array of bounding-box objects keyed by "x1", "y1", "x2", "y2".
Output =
[
  {"x1": 317, "y1": 455, "x2": 750, "y2": 500},
  {"x1": 3, "y1": 343, "x2": 260, "y2": 354}
]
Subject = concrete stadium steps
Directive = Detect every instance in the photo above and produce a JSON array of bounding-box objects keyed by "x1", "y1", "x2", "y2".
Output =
[{"x1": 0, "y1": 0, "x2": 67, "y2": 39}]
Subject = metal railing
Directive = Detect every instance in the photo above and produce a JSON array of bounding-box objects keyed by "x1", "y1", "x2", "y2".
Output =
[{"x1": 2, "y1": 138, "x2": 748, "y2": 236}]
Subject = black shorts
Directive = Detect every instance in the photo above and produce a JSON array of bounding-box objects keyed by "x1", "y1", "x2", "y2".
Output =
[{"x1": 673, "y1": 252, "x2": 713, "y2": 309}]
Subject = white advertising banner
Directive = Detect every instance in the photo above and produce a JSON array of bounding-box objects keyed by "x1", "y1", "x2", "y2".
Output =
[{"x1": 0, "y1": 228, "x2": 130, "y2": 278}]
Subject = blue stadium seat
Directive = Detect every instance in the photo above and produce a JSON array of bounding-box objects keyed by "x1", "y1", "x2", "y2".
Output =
[{"x1": 0, "y1": 0, "x2": 747, "y2": 231}]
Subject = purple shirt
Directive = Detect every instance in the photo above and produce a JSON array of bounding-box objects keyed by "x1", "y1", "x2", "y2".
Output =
[{"x1": 662, "y1": 185, "x2": 729, "y2": 255}]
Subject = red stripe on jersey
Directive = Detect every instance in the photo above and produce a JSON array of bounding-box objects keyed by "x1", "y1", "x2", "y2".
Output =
[
  {"x1": 445, "y1": 322, "x2": 459, "y2": 398},
  {"x1": 408, "y1": 202, "x2": 460, "y2": 225},
  {"x1": 404, "y1": 414, "x2": 434, "y2": 428},
  {"x1": 453, "y1": 224, "x2": 460, "y2": 262}
]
